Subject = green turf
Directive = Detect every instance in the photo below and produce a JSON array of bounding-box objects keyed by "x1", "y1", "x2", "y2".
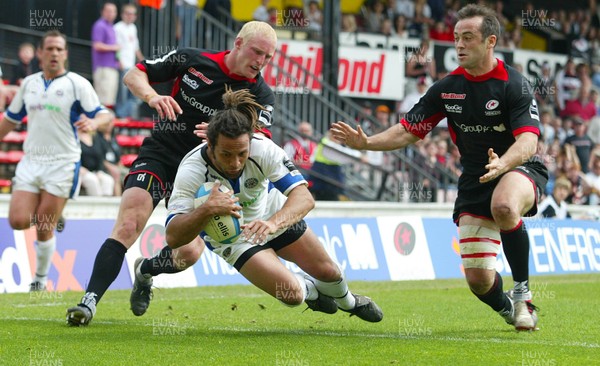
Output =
[{"x1": 1, "y1": 274, "x2": 599, "y2": 365}]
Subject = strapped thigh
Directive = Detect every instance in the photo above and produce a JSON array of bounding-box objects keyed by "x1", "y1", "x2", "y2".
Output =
[{"x1": 459, "y1": 225, "x2": 501, "y2": 270}]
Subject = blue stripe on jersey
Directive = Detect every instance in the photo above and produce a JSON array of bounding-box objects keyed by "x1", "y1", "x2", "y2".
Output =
[
  {"x1": 6, "y1": 105, "x2": 27, "y2": 122},
  {"x1": 272, "y1": 172, "x2": 305, "y2": 193},
  {"x1": 83, "y1": 106, "x2": 104, "y2": 119},
  {"x1": 69, "y1": 161, "x2": 81, "y2": 199},
  {"x1": 229, "y1": 178, "x2": 240, "y2": 194},
  {"x1": 69, "y1": 101, "x2": 83, "y2": 140},
  {"x1": 165, "y1": 213, "x2": 177, "y2": 226},
  {"x1": 267, "y1": 182, "x2": 275, "y2": 192}
]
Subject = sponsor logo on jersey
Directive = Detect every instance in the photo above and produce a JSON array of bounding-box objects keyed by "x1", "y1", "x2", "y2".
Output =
[
  {"x1": 492, "y1": 123, "x2": 506, "y2": 132},
  {"x1": 188, "y1": 67, "x2": 214, "y2": 85},
  {"x1": 529, "y1": 99, "x2": 540, "y2": 121},
  {"x1": 244, "y1": 178, "x2": 258, "y2": 189},
  {"x1": 485, "y1": 110, "x2": 502, "y2": 116},
  {"x1": 485, "y1": 99, "x2": 499, "y2": 110},
  {"x1": 239, "y1": 191, "x2": 261, "y2": 208},
  {"x1": 182, "y1": 74, "x2": 199, "y2": 89},
  {"x1": 444, "y1": 104, "x2": 462, "y2": 114},
  {"x1": 456, "y1": 123, "x2": 490, "y2": 133},
  {"x1": 283, "y1": 158, "x2": 298, "y2": 172},
  {"x1": 180, "y1": 89, "x2": 218, "y2": 116},
  {"x1": 133, "y1": 162, "x2": 147, "y2": 168},
  {"x1": 29, "y1": 103, "x2": 61, "y2": 112},
  {"x1": 441, "y1": 93, "x2": 466, "y2": 99}
]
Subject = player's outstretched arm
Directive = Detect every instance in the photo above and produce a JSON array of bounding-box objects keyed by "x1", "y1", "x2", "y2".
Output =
[
  {"x1": 123, "y1": 67, "x2": 182, "y2": 121},
  {"x1": 166, "y1": 182, "x2": 242, "y2": 248},
  {"x1": 479, "y1": 132, "x2": 538, "y2": 183},
  {"x1": 331, "y1": 121, "x2": 419, "y2": 151},
  {"x1": 242, "y1": 184, "x2": 314, "y2": 245}
]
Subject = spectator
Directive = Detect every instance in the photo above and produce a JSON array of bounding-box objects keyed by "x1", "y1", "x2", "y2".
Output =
[
  {"x1": 380, "y1": 17, "x2": 396, "y2": 36},
  {"x1": 283, "y1": 121, "x2": 317, "y2": 172},
  {"x1": 91, "y1": 2, "x2": 120, "y2": 109},
  {"x1": 305, "y1": 0, "x2": 323, "y2": 35},
  {"x1": 0, "y1": 67, "x2": 19, "y2": 112},
  {"x1": 409, "y1": 0, "x2": 434, "y2": 38},
  {"x1": 395, "y1": 0, "x2": 415, "y2": 20},
  {"x1": 342, "y1": 13, "x2": 358, "y2": 32},
  {"x1": 394, "y1": 14, "x2": 409, "y2": 38},
  {"x1": 114, "y1": 3, "x2": 144, "y2": 119},
  {"x1": 96, "y1": 120, "x2": 125, "y2": 196},
  {"x1": 564, "y1": 117, "x2": 596, "y2": 173},
  {"x1": 561, "y1": 84, "x2": 597, "y2": 122},
  {"x1": 11, "y1": 42, "x2": 39, "y2": 86},
  {"x1": 253, "y1": 0, "x2": 270, "y2": 22},
  {"x1": 539, "y1": 109, "x2": 556, "y2": 144},
  {"x1": 177, "y1": 0, "x2": 199, "y2": 47},
  {"x1": 375, "y1": 104, "x2": 391, "y2": 130},
  {"x1": 583, "y1": 155, "x2": 600, "y2": 204},
  {"x1": 533, "y1": 62, "x2": 556, "y2": 108},
  {"x1": 79, "y1": 129, "x2": 115, "y2": 196},
  {"x1": 365, "y1": 0, "x2": 386, "y2": 33},
  {"x1": 311, "y1": 131, "x2": 361, "y2": 201},
  {"x1": 399, "y1": 76, "x2": 429, "y2": 116},
  {"x1": 554, "y1": 58, "x2": 581, "y2": 112},
  {"x1": 537, "y1": 177, "x2": 572, "y2": 219},
  {"x1": 429, "y1": 21, "x2": 454, "y2": 42},
  {"x1": 405, "y1": 40, "x2": 436, "y2": 86}
]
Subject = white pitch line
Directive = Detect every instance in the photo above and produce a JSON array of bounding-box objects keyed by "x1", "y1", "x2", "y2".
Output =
[
  {"x1": 206, "y1": 325, "x2": 600, "y2": 349},
  {"x1": 2, "y1": 316, "x2": 598, "y2": 350}
]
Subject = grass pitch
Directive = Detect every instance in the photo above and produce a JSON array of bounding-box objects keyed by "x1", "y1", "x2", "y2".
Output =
[{"x1": 1, "y1": 274, "x2": 599, "y2": 365}]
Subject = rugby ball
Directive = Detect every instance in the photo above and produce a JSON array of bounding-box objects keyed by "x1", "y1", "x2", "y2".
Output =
[{"x1": 194, "y1": 182, "x2": 242, "y2": 244}]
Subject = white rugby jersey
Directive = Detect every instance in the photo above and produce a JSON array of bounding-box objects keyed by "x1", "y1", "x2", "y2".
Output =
[
  {"x1": 5, "y1": 72, "x2": 107, "y2": 163},
  {"x1": 166, "y1": 134, "x2": 307, "y2": 227}
]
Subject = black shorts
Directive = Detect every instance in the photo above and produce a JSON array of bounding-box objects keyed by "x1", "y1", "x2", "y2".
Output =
[
  {"x1": 452, "y1": 161, "x2": 548, "y2": 225},
  {"x1": 232, "y1": 220, "x2": 308, "y2": 271},
  {"x1": 124, "y1": 152, "x2": 181, "y2": 208}
]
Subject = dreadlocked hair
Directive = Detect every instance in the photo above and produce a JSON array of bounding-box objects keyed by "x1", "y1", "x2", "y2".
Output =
[{"x1": 207, "y1": 85, "x2": 265, "y2": 144}]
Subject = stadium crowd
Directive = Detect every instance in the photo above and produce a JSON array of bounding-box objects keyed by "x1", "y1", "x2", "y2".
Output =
[{"x1": 1, "y1": 0, "x2": 600, "y2": 210}]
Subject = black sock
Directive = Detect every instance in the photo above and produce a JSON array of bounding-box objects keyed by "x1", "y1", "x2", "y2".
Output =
[
  {"x1": 84, "y1": 238, "x2": 127, "y2": 304},
  {"x1": 140, "y1": 246, "x2": 182, "y2": 276},
  {"x1": 474, "y1": 272, "x2": 511, "y2": 312},
  {"x1": 501, "y1": 220, "x2": 530, "y2": 292}
]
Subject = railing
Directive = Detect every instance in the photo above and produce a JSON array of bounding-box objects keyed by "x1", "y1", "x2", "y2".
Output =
[{"x1": 0, "y1": 2, "x2": 460, "y2": 202}]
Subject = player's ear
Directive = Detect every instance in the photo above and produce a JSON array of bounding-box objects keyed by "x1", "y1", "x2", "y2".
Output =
[{"x1": 487, "y1": 35, "x2": 497, "y2": 49}]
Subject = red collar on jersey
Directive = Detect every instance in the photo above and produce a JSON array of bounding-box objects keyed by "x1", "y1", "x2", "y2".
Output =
[
  {"x1": 450, "y1": 58, "x2": 509, "y2": 82},
  {"x1": 203, "y1": 50, "x2": 257, "y2": 83}
]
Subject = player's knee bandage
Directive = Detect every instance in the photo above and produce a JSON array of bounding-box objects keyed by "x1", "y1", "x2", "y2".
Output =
[{"x1": 459, "y1": 225, "x2": 501, "y2": 270}]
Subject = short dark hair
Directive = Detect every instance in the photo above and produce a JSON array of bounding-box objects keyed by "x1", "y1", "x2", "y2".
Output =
[
  {"x1": 207, "y1": 86, "x2": 264, "y2": 146},
  {"x1": 39, "y1": 30, "x2": 68, "y2": 50},
  {"x1": 456, "y1": 4, "x2": 500, "y2": 43}
]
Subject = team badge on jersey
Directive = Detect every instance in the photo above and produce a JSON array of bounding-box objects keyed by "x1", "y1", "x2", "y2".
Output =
[{"x1": 244, "y1": 178, "x2": 259, "y2": 189}]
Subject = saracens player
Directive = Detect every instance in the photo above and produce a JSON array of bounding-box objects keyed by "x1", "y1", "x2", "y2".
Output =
[
  {"x1": 67, "y1": 21, "x2": 277, "y2": 326},
  {"x1": 331, "y1": 3, "x2": 546, "y2": 331}
]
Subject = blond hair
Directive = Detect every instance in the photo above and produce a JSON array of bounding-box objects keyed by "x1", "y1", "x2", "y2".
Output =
[{"x1": 237, "y1": 21, "x2": 277, "y2": 45}]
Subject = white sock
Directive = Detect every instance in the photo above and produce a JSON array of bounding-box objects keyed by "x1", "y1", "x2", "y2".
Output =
[
  {"x1": 313, "y1": 277, "x2": 356, "y2": 310},
  {"x1": 302, "y1": 275, "x2": 318, "y2": 301},
  {"x1": 34, "y1": 237, "x2": 56, "y2": 284}
]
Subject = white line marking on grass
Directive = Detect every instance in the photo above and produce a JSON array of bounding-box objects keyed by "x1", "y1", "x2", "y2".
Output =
[{"x1": 206, "y1": 325, "x2": 600, "y2": 349}]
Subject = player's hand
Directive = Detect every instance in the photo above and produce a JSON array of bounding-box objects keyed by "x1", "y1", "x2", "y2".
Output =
[
  {"x1": 148, "y1": 95, "x2": 182, "y2": 121},
  {"x1": 240, "y1": 220, "x2": 277, "y2": 245},
  {"x1": 203, "y1": 181, "x2": 242, "y2": 219},
  {"x1": 194, "y1": 122, "x2": 209, "y2": 140},
  {"x1": 479, "y1": 148, "x2": 506, "y2": 183},
  {"x1": 74, "y1": 115, "x2": 96, "y2": 132},
  {"x1": 330, "y1": 121, "x2": 368, "y2": 150}
]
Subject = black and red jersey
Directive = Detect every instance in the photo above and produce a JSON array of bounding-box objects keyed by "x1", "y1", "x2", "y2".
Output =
[
  {"x1": 136, "y1": 48, "x2": 275, "y2": 162},
  {"x1": 401, "y1": 59, "x2": 541, "y2": 177}
]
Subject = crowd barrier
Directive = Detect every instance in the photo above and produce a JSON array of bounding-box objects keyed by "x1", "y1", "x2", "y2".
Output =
[{"x1": 1, "y1": 196, "x2": 599, "y2": 293}]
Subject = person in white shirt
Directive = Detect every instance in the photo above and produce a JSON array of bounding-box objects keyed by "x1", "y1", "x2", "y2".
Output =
[
  {"x1": 253, "y1": 0, "x2": 270, "y2": 22},
  {"x1": 0, "y1": 31, "x2": 112, "y2": 291},
  {"x1": 537, "y1": 177, "x2": 572, "y2": 219},
  {"x1": 114, "y1": 3, "x2": 144, "y2": 118}
]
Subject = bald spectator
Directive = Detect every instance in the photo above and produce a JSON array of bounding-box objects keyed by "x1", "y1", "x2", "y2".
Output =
[{"x1": 283, "y1": 121, "x2": 317, "y2": 171}]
